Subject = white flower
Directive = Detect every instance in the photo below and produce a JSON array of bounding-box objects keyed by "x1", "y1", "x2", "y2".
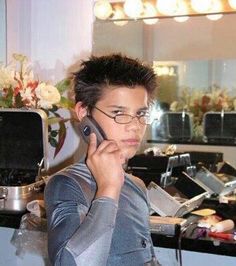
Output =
[
  {"x1": 35, "y1": 83, "x2": 61, "y2": 109},
  {"x1": 0, "y1": 66, "x2": 17, "y2": 89},
  {"x1": 20, "y1": 87, "x2": 34, "y2": 102}
]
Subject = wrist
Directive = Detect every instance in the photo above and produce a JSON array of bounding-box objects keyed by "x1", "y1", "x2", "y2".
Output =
[{"x1": 96, "y1": 185, "x2": 122, "y2": 202}]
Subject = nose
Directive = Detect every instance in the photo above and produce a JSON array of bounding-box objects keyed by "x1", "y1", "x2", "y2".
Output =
[{"x1": 126, "y1": 116, "x2": 141, "y2": 131}]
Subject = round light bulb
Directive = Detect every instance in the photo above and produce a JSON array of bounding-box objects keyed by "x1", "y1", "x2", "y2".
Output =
[
  {"x1": 206, "y1": 14, "x2": 223, "y2": 20},
  {"x1": 174, "y1": 1, "x2": 189, "y2": 22},
  {"x1": 162, "y1": 66, "x2": 170, "y2": 75},
  {"x1": 206, "y1": 0, "x2": 223, "y2": 21},
  {"x1": 191, "y1": 0, "x2": 212, "y2": 13},
  {"x1": 156, "y1": 0, "x2": 178, "y2": 16},
  {"x1": 144, "y1": 18, "x2": 159, "y2": 25},
  {"x1": 124, "y1": 0, "x2": 143, "y2": 19},
  {"x1": 174, "y1": 16, "x2": 189, "y2": 22},
  {"x1": 143, "y1": 2, "x2": 159, "y2": 25},
  {"x1": 94, "y1": 0, "x2": 113, "y2": 20},
  {"x1": 112, "y1": 7, "x2": 128, "y2": 26},
  {"x1": 229, "y1": 0, "x2": 236, "y2": 9}
]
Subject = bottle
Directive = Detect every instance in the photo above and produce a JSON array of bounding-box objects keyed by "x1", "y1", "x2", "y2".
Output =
[{"x1": 211, "y1": 219, "x2": 235, "y2": 233}]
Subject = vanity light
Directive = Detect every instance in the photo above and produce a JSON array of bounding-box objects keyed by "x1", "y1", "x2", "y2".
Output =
[
  {"x1": 124, "y1": 0, "x2": 143, "y2": 18},
  {"x1": 93, "y1": 0, "x2": 236, "y2": 26},
  {"x1": 93, "y1": 0, "x2": 113, "y2": 20}
]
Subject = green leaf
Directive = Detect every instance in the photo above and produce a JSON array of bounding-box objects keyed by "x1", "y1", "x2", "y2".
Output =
[
  {"x1": 14, "y1": 94, "x2": 24, "y2": 108},
  {"x1": 55, "y1": 78, "x2": 71, "y2": 94},
  {"x1": 59, "y1": 96, "x2": 75, "y2": 108},
  {"x1": 48, "y1": 105, "x2": 58, "y2": 112},
  {"x1": 0, "y1": 99, "x2": 11, "y2": 107},
  {"x1": 47, "y1": 116, "x2": 63, "y2": 125},
  {"x1": 49, "y1": 136, "x2": 58, "y2": 148}
]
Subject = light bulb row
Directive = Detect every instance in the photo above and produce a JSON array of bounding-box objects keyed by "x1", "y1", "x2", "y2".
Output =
[{"x1": 94, "y1": 0, "x2": 236, "y2": 26}]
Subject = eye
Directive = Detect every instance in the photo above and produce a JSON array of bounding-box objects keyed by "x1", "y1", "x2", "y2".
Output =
[
  {"x1": 111, "y1": 110, "x2": 125, "y2": 115},
  {"x1": 137, "y1": 110, "x2": 149, "y2": 117}
]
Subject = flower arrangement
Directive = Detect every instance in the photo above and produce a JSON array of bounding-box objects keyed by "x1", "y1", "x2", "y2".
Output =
[
  {"x1": 170, "y1": 86, "x2": 236, "y2": 138},
  {"x1": 0, "y1": 53, "x2": 74, "y2": 158}
]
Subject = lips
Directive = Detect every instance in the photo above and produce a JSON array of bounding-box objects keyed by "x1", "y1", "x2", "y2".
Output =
[{"x1": 122, "y1": 138, "x2": 140, "y2": 146}]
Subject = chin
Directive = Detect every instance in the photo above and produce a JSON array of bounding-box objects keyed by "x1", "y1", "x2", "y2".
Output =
[{"x1": 122, "y1": 148, "x2": 137, "y2": 161}]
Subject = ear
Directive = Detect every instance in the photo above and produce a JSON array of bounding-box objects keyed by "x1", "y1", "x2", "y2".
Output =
[{"x1": 75, "y1": 101, "x2": 88, "y2": 121}]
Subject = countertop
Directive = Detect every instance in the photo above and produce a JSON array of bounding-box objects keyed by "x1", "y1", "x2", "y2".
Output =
[
  {"x1": 152, "y1": 198, "x2": 236, "y2": 257},
  {"x1": 1, "y1": 199, "x2": 236, "y2": 257}
]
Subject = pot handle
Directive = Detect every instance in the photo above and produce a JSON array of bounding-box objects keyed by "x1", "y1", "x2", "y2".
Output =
[
  {"x1": 0, "y1": 187, "x2": 8, "y2": 200},
  {"x1": 33, "y1": 175, "x2": 50, "y2": 192}
]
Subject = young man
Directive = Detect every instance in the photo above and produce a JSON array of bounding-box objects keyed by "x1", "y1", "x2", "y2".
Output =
[{"x1": 44, "y1": 54, "x2": 159, "y2": 265}]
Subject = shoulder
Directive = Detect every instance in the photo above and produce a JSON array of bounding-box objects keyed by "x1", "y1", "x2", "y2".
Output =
[
  {"x1": 126, "y1": 173, "x2": 147, "y2": 194},
  {"x1": 45, "y1": 162, "x2": 96, "y2": 202},
  {"x1": 48, "y1": 162, "x2": 93, "y2": 186}
]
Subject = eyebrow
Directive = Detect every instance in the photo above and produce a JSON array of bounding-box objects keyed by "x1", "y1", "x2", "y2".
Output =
[
  {"x1": 107, "y1": 105, "x2": 149, "y2": 111},
  {"x1": 107, "y1": 105, "x2": 149, "y2": 112}
]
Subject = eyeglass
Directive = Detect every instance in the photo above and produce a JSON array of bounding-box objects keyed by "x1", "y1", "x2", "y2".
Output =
[{"x1": 93, "y1": 106, "x2": 153, "y2": 125}]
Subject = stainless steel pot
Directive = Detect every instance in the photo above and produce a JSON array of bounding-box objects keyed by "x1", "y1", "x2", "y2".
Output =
[{"x1": 0, "y1": 178, "x2": 46, "y2": 212}]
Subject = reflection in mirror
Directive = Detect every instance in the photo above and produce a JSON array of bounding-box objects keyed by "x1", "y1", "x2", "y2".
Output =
[
  {"x1": 0, "y1": 0, "x2": 6, "y2": 64},
  {"x1": 92, "y1": 14, "x2": 236, "y2": 146}
]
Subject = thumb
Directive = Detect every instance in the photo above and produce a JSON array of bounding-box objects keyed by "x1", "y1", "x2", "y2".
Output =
[{"x1": 87, "y1": 133, "x2": 97, "y2": 156}]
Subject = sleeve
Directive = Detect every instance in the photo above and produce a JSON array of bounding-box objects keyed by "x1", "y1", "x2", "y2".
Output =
[{"x1": 44, "y1": 174, "x2": 118, "y2": 266}]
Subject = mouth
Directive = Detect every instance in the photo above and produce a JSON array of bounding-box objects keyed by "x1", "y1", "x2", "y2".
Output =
[{"x1": 122, "y1": 138, "x2": 140, "y2": 146}]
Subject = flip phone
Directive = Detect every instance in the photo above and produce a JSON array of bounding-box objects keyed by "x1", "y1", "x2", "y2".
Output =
[{"x1": 78, "y1": 116, "x2": 106, "y2": 146}]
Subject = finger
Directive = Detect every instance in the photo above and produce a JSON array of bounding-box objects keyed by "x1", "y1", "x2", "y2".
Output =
[
  {"x1": 97, "y1": 140, "x2": 119, "y2": 153},
  {"x1": 87, "y1": 133, "x2": 97, "y2": 156}
]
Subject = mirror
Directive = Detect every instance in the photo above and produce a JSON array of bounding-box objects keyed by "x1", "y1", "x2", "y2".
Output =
[
  {"x1": 92, "y1": 14, "x2": 236, "y2": 146},
  {"x1": 0, "y1": 0, "x2": 6, "y2": 64}
]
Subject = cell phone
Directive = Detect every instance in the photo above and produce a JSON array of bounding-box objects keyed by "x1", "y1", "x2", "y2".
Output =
[{"x1": 78, "y1": 116, "x2": 106, "y2": 146}]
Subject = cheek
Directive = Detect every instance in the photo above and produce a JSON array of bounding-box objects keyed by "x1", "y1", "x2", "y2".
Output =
[
  {"x1": 103, "y1": 123, "x2": 123, "y2": 140},
  {"x1": 104, "y1": 124, "x2": 147, "y2": 140},
  {"x1": 96, "y1": 118, "x2": 117, "y2": 139}
]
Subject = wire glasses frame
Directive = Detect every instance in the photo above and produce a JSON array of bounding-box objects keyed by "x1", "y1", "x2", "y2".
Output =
[{"x1": 93, "y1": 106, "x2": 153, "y2": 125}]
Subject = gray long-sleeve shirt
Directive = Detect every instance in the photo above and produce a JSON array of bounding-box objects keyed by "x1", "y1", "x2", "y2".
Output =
[{"x1": 44, "y1": 162, "x2": 157, "y2": 266}]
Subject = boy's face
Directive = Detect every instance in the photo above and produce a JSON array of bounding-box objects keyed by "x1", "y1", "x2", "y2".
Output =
[{"x1": 92, "y1": 86, "x2": 149, "y2": 160}]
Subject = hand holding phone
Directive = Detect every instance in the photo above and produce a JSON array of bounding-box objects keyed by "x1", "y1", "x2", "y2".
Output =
[
  {"x1": 78, "y1": 116, "x2": 107, "y2": 147},
  {"x1": 80, "y1": 116, "x2": 125, "y2": 201}
]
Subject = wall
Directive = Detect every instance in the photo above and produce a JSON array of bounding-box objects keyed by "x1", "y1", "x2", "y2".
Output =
[
  {"x1": 0, "y1": 0, "x2": 6, "y2": 63},
  {"x1": 93, "y1": 20, "x2": 144, "y2": 59},
  {"x1": 150, "y1": 14, "x2": 236, "y2": 61},
  {"x1": 6, "y1": 0, "x2": 94, "y2": 170}
]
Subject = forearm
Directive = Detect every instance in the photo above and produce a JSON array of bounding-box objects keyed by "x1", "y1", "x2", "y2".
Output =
[
  {"x1": 45, "y1": 172, "x2": 118, "y2": 266},
  {"x1": 52, "y1": 197, "x2": 118, "y2": 266}
]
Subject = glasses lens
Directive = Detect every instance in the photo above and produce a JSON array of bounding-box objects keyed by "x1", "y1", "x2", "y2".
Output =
[
  {"x1": 115, "y1": 115, "x2": 132, "y2": 124},
  {"x1": 139, "y1": 115, "x2": 152, "y2": 125}
]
